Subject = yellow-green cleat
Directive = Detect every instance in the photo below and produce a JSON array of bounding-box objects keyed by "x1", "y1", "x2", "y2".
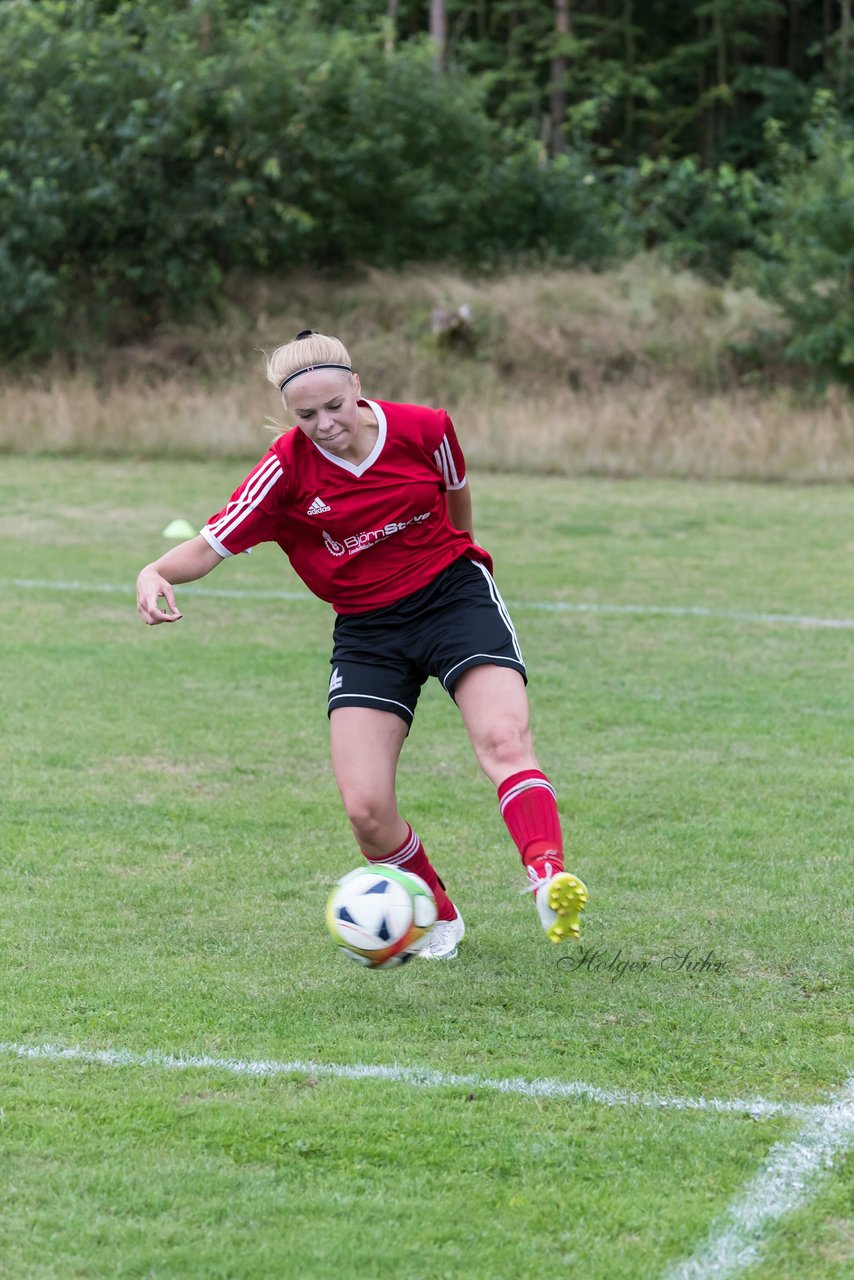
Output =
[{"x1": 528, "y1": 865, "x2": 589, "y2": 943}]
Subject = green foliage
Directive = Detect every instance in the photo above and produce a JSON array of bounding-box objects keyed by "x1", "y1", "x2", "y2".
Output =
[
  {"x1": 619, "y1": 156, "x2": 771, "y2": 278},
  {"x1": 2, "y1": 1, "x2": 853, "y2": 369},
  {"x1": 458, "y1": 138, "x2": 625, "y2": 269},
  {"x1": 0, "y1": 0, "x2": 618, "y2": 359},
  {"x1": 0, "y1": 1, "x2": 243, "y2": 357},
  {"x1": 746, "y1": 93, "x2": 854, "y2": 383}
]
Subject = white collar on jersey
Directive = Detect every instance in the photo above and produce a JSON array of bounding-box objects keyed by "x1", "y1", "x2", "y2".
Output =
[{"x1": 311, "y1": 399, "x2": 387, "y2": 477}]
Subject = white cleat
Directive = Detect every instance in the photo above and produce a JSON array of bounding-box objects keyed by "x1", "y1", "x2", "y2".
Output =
[{"x1": 420, "y1": 912, "x2": 465, "y2": 960}]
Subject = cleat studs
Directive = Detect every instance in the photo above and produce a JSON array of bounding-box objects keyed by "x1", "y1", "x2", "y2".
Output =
[{"x1": 538, "y1": 871, "x2": 588, "y2": 944}]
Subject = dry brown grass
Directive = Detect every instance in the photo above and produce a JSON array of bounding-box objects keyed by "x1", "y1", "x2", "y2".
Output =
[{"x1": 2, "y1": 257, "x2": 852, "y2": 480}]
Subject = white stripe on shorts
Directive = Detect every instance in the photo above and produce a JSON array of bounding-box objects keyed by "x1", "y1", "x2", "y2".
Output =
[
  {"x1": 328, "y1": 692, "x2": 415, "y2": 720},
  {"x1": 472, "y1": 561, "x2": 524, "y2": 665},
  {"x1": 441, "y1": 652, "x2": 526, "y2": 691}
]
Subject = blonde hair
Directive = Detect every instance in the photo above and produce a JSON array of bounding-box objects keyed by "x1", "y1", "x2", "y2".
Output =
[{"x1": 266, "y1": 331, "x2": 353, "y2": 397}]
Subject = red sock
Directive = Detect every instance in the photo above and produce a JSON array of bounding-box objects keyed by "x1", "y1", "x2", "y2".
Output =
[
  {"x1": 497, "y1": 769, "x2": 565, "y2": 878},
  {"x1": 361, "y1": 825, "x2": 456, "y2": 921}
]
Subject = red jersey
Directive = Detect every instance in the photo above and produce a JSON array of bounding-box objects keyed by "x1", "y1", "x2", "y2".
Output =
[{"x1": 201, "y1": 399, "x2": 493, "y2": 614}]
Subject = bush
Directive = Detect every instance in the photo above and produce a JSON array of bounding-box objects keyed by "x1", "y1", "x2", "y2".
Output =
[
  {"x1": 744, "y1": 93, "x2": 854, "y2": 386},
  {"x1": 467, "y1": 141, "x2": 626, "y2": 269},
  {"x1": 617, "y1": 155, "x2": 771, "y2": 279},
  {"x1": 0, "y1": 1, "x2": 620, "y2": 361}
]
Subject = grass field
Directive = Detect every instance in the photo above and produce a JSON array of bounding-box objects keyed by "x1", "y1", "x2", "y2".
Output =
[{"x1": 1, "y1": 456, "x2": 852, "y2": 1279}]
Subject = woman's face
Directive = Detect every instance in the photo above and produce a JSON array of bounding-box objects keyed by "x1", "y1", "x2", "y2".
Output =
[{"x1": 285, "y1": 368, "x2": 364, "y2": 460}]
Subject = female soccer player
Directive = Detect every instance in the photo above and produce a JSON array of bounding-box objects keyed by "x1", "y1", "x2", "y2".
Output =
[{"x1": 136, "y1": 331, "x2": 587, "y2": 959}]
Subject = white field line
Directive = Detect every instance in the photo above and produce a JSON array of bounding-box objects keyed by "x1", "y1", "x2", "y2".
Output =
[
  {"x1": 2, "y1": 577, "x2": 311, "y2": 605},
  {"x1": 662, "y1": 1076, "x2": 854, "y2": 1280},
  {"x1": 0, "y1": 1040, "x2": 819, "y2": 1121},
  {"x1": 5, "y1": 577, "x2": 854, "y2": 630},
  {"x1": 4, "y1": 1042, "x2": 850, "y2": 1278}
]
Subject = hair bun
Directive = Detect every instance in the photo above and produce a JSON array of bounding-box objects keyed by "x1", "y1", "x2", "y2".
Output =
[{"x1": 295, "y1": 329, "x2": 315, "y2": 340}]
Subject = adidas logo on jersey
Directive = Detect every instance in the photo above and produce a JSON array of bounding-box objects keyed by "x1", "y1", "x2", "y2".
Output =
[{"x1": 307, "y1": 496, "x2": 332, "y2": 515}]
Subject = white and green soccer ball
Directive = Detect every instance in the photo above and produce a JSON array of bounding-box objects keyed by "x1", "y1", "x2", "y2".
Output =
[{"x1": 326, "y1": 866, "x2": 438, "y2": 968}]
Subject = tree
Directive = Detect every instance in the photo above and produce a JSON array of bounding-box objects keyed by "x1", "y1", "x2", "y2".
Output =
[
  {"x1": 430, "y1": 0, "x2": 446, "y2": 71},
  {"x1": 749, "y1": 92, "x2": 854, "y2": 382},
  {"x1": 385, "y1": 0, "x2": 400, "y2": 55},
  {"x1": 840, "y1": 0, "x2": 852, "y2": 95},
  {"x1": 549, "y1": 0, "x2": 571, "y2": 155}
]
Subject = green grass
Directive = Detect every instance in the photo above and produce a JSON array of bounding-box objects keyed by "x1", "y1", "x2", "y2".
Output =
[{"x1": 1, "y1": 458, "x2": 852, "y2": 1279}]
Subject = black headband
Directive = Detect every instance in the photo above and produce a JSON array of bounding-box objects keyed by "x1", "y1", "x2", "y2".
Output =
[
  {"x1": 278, "y1": 329, "x2": 352, "y2": 393},
  {"x1": 279, "y1": 363, "x2": 352, "y2": 393}
]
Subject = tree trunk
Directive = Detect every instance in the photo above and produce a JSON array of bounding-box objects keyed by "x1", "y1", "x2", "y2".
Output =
[
  {"x1": 549, "y1": 0, "x2": 571, "y2": 156},
  {"x1": 430, "y1": 0, "x2": 447, "y2": 73},
  {"x1": 787, "y1": 0, "x2": 798, "y2": 74},
  {"x1": 841, "y1": 0, "x2": 852, "y2": 95},
  {"x1": 623, "y1": 0, "x2": 635, "y2": 154},
  {"x1": 698, "y1": 12, "x2": 714, "y2": 168},
  {"x1": 384, "y1": 0, "x2": 399, "y2": 57},
  {"x1": 764, "y1": 8, "x2": 782, "y2": 67},
  {"x1": 714, "y1": 0, "x2": 726, "y2": 155}
]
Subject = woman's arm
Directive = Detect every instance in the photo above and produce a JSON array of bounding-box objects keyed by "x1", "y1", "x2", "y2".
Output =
[
  {"x1": 446, "y1": 480, "x2": 474, "y2": 538},
  {"x1": 136, "y1": 534, "x2": 224, "y2": 625}
]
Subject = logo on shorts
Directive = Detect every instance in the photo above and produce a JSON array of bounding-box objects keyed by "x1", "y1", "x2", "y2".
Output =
[
  {"x1": 307, "y1": 496, "x2": 331, "y2": 515},
  {"x1": 329, "y1": 666, "x2": 343, "y2": 692},
  {"x1": 323, "y1": 530, "x2": 346, "y2": 557}
]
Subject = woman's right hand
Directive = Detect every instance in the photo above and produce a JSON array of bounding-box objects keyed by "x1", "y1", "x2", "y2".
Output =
[
  {"x1": 136, "y1": 567, "x2": 183, "y2": 625},
  {"x1": 136, "y1": 534, "x2": 224, "y2": 624}
]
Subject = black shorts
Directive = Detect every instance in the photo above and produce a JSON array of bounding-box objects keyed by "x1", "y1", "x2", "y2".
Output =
[{"x1": 327, "y1": 556, "x2": 526, "y2": 727}]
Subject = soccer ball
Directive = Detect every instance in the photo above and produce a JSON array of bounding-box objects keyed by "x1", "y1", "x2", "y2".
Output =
[{"x1": 326, "y1": 866, "x2": 438, "y2": 969}]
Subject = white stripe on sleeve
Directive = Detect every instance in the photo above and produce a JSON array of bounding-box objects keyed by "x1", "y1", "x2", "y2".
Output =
[
  {"x1": 434, "y1": 435, "x2": 465, "y2": 490},
  {"x1": 442, "y1": 435, "x2": 462, "y2": 488},
  {"x1": 207, "y1": 456, "x2": 283, "y2": 546},
  {"x1": 200, "y1": 526, "x2": 232, "y2": 558}
]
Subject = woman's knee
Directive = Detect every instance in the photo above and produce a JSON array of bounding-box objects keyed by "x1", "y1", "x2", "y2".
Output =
[
  {"x1": 473, "y1": 716, "x2": 534, "y2": 773},
  {"x1": 338, "y1": 788, "x2": 397, "y2": 847}
]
